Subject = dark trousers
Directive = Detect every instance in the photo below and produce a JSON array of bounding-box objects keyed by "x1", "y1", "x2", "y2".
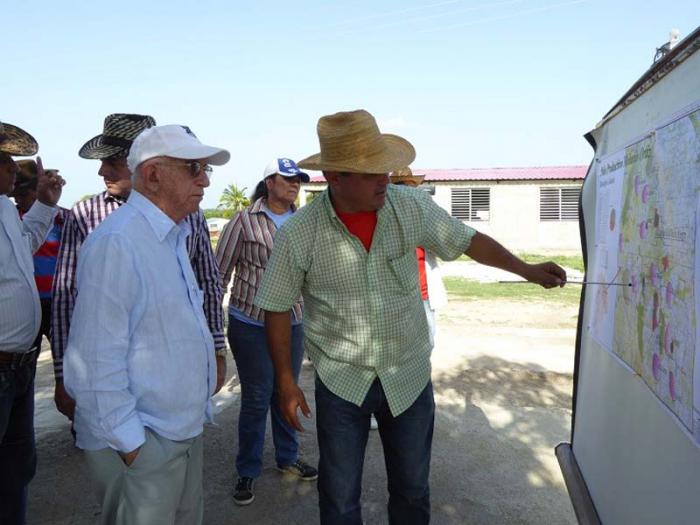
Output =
[
  {"x1": 0, "y1": 358, "x2": 38, "y2": 525},
  {"x1": 228, "y1": 316, "x2": 305, "y2": 478},
  {"x1": 315, "y1": 376, "x2": 434, "y2": 525}
]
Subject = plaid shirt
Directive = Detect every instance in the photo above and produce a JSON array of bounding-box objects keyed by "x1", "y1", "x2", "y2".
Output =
[
  {"x1": 255, "y1": 185, "x2": 476, "y2": 416},
  {"x1": 215, "y1": 198, "x2": 303, "y2": 324},
  {"x1": 51, "y1": 191, "x2": 224, "y2": 379}
]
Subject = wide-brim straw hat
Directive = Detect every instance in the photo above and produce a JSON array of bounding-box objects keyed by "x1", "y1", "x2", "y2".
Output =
[
  {"x1": 79, "y1": 113, "x2": 156, "y2": 159},
  {"x1": 298, "y1": 109, "x2": 415, "y2": 173},
  {"x1": 0, "y1": 121, "x2": 38, "y2": 156},
  {"x1": 390, "y1": 166, "x2": 425, "y2": 185}
]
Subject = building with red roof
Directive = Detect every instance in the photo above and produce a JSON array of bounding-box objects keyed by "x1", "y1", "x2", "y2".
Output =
[{"x1": 301, "y1": 165, "x2": 587, "y2": 253}]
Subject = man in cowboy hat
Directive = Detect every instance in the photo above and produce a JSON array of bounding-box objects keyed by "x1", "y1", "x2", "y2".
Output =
[
  {"x1": 254, "y1": 109, "x2": 567, "y2": 524},
  {"x1": 64, "y1": 124, "x2": 230, "y2": 524},
  {"x1": 51, "y1": 114, "x2": 227, "y2": 421},
  {"x1": 0, "y1": 121, "x2": 65, "y2": 524},
  {"x1": 10, "y1": 161, "x2": 70, "y2": 354}
]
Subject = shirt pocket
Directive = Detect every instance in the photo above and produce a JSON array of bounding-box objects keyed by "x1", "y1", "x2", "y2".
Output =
[{"x1": 388, "y1": 251, "x2": 418, "y2": 295}]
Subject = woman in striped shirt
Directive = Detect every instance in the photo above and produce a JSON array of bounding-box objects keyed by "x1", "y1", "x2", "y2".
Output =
[{"x1": 215, "y1": 158, "x2": 317, "y2": 506}]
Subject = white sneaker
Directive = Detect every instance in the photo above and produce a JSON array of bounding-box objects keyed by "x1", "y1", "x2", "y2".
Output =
[{"x1": 370, "y1": 415, "x2": 378, "y2": 430}]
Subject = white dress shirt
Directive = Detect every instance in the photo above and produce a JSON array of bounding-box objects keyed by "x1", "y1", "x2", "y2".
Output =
[
  {"x1": 0, "y1": 195, "x2": 56, "y2": 352},
  {"x1": 64, "y1": 191, "x2": 216, "y2": 453}
]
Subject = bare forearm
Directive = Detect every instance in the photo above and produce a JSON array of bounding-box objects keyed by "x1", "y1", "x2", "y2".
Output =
[
  {"x1": 465, "y1": 232, "x2": 530, "y2": 278},
  {"x1": 264, "y1": 310, "x2": 295, "y2": 386},
  {"x1": 465, "y1": 231, "x2": 566, "y2": 288}
]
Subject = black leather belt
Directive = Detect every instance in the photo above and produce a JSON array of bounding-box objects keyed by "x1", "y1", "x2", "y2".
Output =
[{"x1": 0, "y1": 346, "x2": 39, "y2": 367}]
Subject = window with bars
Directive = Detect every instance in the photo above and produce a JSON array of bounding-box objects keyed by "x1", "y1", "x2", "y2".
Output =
[
  {"x1": 539, "y1": 187, "x2": 580, "y2": 220},
  {"x1": 450, "y1": 188, "x2": 490, "y2": 221}
]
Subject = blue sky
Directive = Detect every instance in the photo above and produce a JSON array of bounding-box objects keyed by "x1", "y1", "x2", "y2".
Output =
[{"x1": 3, "y1": 0, "x2": 698, "y2": 208}]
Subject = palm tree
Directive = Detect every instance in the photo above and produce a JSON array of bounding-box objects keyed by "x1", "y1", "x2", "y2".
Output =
[{"x1": 218, "y1": 184, "x2": 249, "y2": 215}]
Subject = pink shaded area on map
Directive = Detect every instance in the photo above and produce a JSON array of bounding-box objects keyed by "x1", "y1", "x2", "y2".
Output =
[
  {"x1": 639, "y1": 221, "x2": 648, "y2": 239},
  {"x1": 652, "y1": 353, "x2": 661, "y2": 381},
  {"x1": 642, "y1": 185, "x2": 650, "y2": 203},
  {"x1": 669, "y1": 371, "x2": 677, "y2": 401},
  {"x1": 631, "y1": 274, "x2": 639, "y2": 294},
  {"x1": 650, "y1": 263, "x2": 658, "y2": 288}
]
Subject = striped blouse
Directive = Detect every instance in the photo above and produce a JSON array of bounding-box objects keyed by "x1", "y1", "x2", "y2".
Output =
[
  {"x1": 215, "y1": 198, "x2": 303, "y2": 324},
  {"x1": 51, "y1": 191, "x2": 224, "y2": 379}
]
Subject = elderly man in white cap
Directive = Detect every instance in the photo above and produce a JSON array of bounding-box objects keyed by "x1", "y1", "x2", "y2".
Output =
[
  {"x1": 0, "y1": 121, "x2": 64, "y2": 525},
  {"x1": 64, "y1": 125, "x2": 230, "y2": 525},
  {"x1": 51, "y1": 113, "x2": 227, "y2": 423},
  {"x1": 254, "y1": 109, "x2": 567, "y2": 524}
]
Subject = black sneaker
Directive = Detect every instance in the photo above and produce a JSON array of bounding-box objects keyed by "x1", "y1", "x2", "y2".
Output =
[
  {"x1": 233, "y1": 477, "x2": 255, "y2": 506},
  {"x1": 276, "y1": 459, "x2": 318, "y2": 481}
]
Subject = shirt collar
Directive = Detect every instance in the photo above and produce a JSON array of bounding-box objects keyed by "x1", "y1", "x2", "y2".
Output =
[
  {"x1": 103, "y1": 191, "x2": 127, "y2": 204},
  {"x1": 250, "y1": 197, "x2": 266, "y2": 213},
  {"x1": 126, "y1": 190, "x2": 179, "y2": 243},
  {"x1": 251, "y1": 197, "x2": 297, "y2": 215}
]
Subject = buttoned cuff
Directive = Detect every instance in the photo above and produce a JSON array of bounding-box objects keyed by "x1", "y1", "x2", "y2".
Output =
[
  {"x1": 53, "y1": 359, "x2": 63, "y2": 381},
  {"x1": 212, "y1": 333, "x2": 226, "y2": 353}
]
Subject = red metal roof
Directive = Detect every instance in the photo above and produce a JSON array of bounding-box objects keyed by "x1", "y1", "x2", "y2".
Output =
[{"x1": 307, "y1": 165, "x2": 587, "y2": 183}]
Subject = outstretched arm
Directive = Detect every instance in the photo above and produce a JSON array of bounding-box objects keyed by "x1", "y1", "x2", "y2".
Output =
[{"x1": 465, "y1": 231, "x2": 566, "y2": 288}]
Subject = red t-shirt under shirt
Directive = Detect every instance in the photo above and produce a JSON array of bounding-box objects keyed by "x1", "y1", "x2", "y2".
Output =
[
  {"x1": 335, "y1": 209, "x2": 378, "y2": 252},
  {"x1": 336, "y1": 208, "x2": 430, "y2": 301},
  {"x1": 416, "y1": 247, "x2": 429, "y2": 300}
]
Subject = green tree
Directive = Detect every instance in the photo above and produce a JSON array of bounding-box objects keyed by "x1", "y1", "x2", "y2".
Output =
[
  {"x1": 204, "y1": 208, "x2": 230, "y2": 219},
  {"x1": 218, "y1": 184, "x2": 249, "y2": 214}
]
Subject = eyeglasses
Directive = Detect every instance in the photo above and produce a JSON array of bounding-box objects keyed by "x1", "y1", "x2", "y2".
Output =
[{"x1": 156, "y1": 160, "x2": 213, "y2": 178}]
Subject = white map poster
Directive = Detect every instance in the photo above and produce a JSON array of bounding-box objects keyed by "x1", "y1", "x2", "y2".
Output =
[
  {"x1": 589, "y1": 149, "x2": 625, "y2": 351},
  {"x1": 590, "y1": 106, "x2": 700, "y2": 442}
]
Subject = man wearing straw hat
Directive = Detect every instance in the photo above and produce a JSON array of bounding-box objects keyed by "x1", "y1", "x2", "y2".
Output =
[
  {"x1": 255, "y1": 109, "x2": 566, "y2": 524},
  {"x1": 0, "y1": 121, "x2": 65, "y2": 524},
  {"x1": 51, "y1": 113, "x2": 227, "y2": 422}
]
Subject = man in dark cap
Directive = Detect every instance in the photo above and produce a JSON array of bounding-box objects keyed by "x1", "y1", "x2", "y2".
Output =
[
  {"x1": 51, "y1": 114, "x2": 227, "y2": 420},
  {"x1": 0, "y1": 120, "x2": 65, "y2": 524}
]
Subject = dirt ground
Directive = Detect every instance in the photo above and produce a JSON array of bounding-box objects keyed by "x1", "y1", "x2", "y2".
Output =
[{"x1": 27, "y1": 283, "x2": 579, "y2": 524}]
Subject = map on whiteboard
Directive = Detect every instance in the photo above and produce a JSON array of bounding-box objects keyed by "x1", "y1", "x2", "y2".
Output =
[{"x1": 590, "y1": 107, "x2": 700, "y2": 439}]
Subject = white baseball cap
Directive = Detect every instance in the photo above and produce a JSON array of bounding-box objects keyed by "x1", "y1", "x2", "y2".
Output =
[
  {"x1": 263, "y1": 158, "x2": 310, "y2": 183},
  {"x1": 127, "y1": 124, "x2": 230, "y2": 173}
]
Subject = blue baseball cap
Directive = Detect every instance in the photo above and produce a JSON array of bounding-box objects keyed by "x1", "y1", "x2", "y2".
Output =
[{"x1": 263, "y1": 158, "x2": 310, "y2": 183}]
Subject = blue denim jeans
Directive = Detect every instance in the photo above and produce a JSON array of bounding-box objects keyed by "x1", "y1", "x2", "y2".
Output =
[
  {"x1": 315, "y1": 375, "x2": 434, "y2": 525},
  {"x1": 0, "y1": 358, "x2": 38, "y2": 525},
  {"x1": 228, "y1": 315, "x2": 304, "y2": 478}
]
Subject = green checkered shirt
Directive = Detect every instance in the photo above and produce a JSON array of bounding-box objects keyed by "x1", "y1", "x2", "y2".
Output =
[{"x1": 255, "y1": 185, "x2": 476, "y2": 416}]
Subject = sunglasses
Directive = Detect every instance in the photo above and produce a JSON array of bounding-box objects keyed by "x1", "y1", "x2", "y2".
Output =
[{"x1": 156, "y1": 160, "x2": 213, "y2": 177}]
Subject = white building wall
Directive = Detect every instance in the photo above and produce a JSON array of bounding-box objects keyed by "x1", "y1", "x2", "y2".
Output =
[{"x1": 439, "y1": 180, "x2": 581, "y2": 254}]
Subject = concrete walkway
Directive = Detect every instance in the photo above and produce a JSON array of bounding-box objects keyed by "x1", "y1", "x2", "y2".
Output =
[{"x1": 29, "y1": 325, "x2": 577, "y2": 523}]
